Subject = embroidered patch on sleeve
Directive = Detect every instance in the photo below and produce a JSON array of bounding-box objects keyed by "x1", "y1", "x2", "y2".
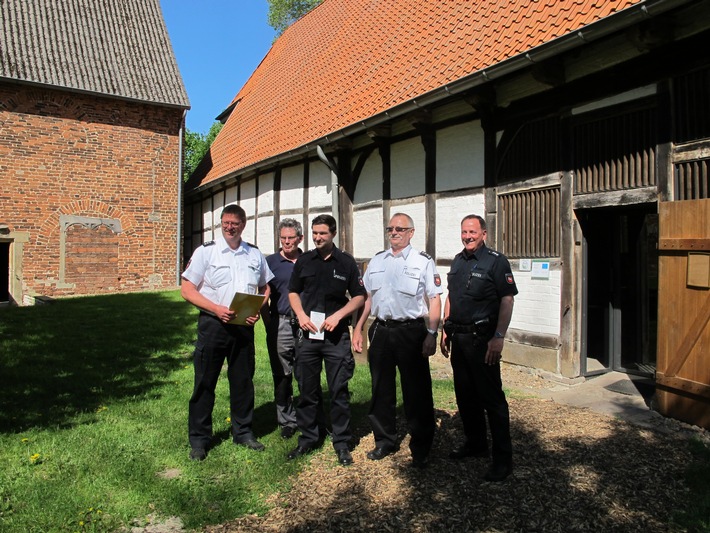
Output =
[
  {"x1": 434, "y1": 274, "x2": 441, "y2": 287},
  {"x1": 505, "y1": 273, "x2": 515, "y2": 284}
]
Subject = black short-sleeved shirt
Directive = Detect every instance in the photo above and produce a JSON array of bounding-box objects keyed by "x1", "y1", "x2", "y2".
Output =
[
  {"x1": 447, "y1": 244, "x2": 518, "y2": 324},
  {"x1": 289, "y1": 246, "x2": 366, "y2": 328}
]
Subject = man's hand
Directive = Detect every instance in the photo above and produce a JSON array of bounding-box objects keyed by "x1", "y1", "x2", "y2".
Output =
[
  {"x1": 485, "y1": 337, "x2": 505, "y2": 365},
  {"x1": 352, "y1": 329, "x2": 364, "y2": 353},
  {"x1": 215, "y1": 305, "x2": 236, "y2": 323},
  {"x1": 440, "y1": 332, "x2": 451, "y2": 358},
  {"x1": 244, "y1": 312, "x2": 261, "y2": 326},
  {"x1": 422, "y1": 333, "x2": 437, "y2": 357}
]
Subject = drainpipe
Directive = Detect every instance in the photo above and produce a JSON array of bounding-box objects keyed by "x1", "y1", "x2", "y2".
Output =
[
  {"x1": 316, "y1": 145, "x2": 339, "y2": 247},
  {"x1": 176, "y1": 109, "x2": 187, "y2": 285}
]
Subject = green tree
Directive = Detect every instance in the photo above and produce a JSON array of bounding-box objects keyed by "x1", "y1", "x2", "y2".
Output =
[
  {"x1": 183, "y1": 122, "x2": 222, "y2": 182},
  {"x1": 267, "y1": 0, "x2": 323, "y2": 36}
]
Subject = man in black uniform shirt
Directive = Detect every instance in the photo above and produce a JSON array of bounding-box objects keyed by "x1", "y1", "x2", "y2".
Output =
[
  {"x1": 440, "y1": 214, "x2": 517, "y2": 482},
  {"x1": 287, "y1": 214, "x2": 366, "y2": 466}
]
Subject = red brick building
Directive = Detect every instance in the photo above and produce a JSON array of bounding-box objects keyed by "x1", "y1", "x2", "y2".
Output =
[{"x1": 0, "y1": 0, "x2": 189, "y2": 304}]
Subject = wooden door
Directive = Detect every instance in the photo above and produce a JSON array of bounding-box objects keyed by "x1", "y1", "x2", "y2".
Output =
[{"x1": 656, "y1": 199, "x2": 710, "y2": 430}]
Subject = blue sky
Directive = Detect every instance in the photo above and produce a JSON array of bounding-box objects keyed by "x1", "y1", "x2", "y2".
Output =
[{"x1": 160, "y1": 1, "x2": 275, "y2": 134}]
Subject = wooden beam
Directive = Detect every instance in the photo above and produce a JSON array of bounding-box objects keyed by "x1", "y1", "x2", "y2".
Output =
[
  {"x1": 656, "y1": 373, "x2": 710, "y2": 401},
  {"x1": 658, "y1": 238, "x2": 710, "y2": 251}
]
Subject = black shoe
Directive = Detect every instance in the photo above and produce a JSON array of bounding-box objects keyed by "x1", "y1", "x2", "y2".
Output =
[
  {"x1": 336, "y1": 448, "x2": 353, "y2": 466},
  {"x1": 287, "y1": 445, "x2": 313, "y2": 460},
  {"x1": 237, "y1": 439, "x2": 265, "y2": 452},
  {"x1": 366, "y1": 445, "x2": 398, "y2": 461},
  {"x1": 449, "y1": 443, "x2": 488, "y2": 460},
  {"x1": 411, "y1": 455, "x2": 429, "y2": 469},
  {"x1": 280, "y1": 426, "x2": 297, "y2": 439},
  {"x1": 189, "y1": 447, "x2": 207, "y2": 461},
  {"x1": 484, "y1": 462, "x2": 513, "y2": 482}
]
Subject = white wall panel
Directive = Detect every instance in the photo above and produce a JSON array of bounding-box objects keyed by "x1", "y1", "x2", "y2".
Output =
[
  {"x1": 509, "y1": 270, "x2": 561, "y2": 336},
  {"x1": 225, "y1": 186, "x2": 238, "y2": 207},
  {"x1": 435, "y1": 193, "x2": 485, "y2": 259},
  {"x1": 241, "y1": 180, "x2": 257, "y2": 217},
  {"x1": 436, "y1": 121, "x2": 484, "y2": 191},
  {"x1": 281, "y1": 165, "x2": 305, "y2": 211},
  {"x1": 391, "y1": 137, "x2": 425, "y2": 198},
  {"x1": 353, "y1": 207, "x2": 385, "y2": 259},
  {"x1": 258, "y1": 173, "x2": 274, "y2": 214},
  {"x1": 309, "y1": 162, "x2": 332, "y2": 209},
  {"x1": 354, "y1": 151, "x2": 382, "y2": 204},
  {"x1": 202, "y1": 198, "x2": 214, "y2": 241},
  {"x1": 256, "y1": 215, "x2": 275, "y2": 254}
]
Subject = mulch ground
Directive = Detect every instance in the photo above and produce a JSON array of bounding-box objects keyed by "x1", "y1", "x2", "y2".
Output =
[{"x1": 202, "y1": 363, "x2": 700, "y2": 533}]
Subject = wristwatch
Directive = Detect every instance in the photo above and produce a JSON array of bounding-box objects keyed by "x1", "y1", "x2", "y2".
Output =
[
  {"x1": 427, "y1": 328, "x2": 438, "y2": 337},
  {"x1": 494, "y1": 331, "x2": 505, "y2": 339}
]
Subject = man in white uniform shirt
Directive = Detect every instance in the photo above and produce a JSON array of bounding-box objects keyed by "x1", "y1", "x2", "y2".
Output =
[
  {"x1": 353, "y1": 213, "x2": 442, "y2": 468},
  {"x1": 181, "y1": 204, "x2": 274, "y2": 461}
]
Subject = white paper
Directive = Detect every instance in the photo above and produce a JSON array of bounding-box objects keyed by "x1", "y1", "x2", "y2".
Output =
[{"x1": 309, "y1": 311, "x2": 326, "y2": 340}]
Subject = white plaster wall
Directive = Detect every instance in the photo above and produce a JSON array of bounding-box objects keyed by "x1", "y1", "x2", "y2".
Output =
[
  {"x1": 256, "y1": 215, "x2": 275, "y2": 254},
  {"x1": 436, "y1": 121, "x2": 485, "y2": 191},
  {"x1": 353, "y1": 207, "x2": 385, "y2": 258},
  {"x1": 309, "y1": 162, "x2": 332, "y2": 209},
  {"x1": 509, "y1": 270, "x2": 561, "y2": 336},
  {"x1": 241, "y1": 180, "x2": 257, "y2": 218},
  {"x1": 435, "y1": 193, "x2": 485, "y2": 259},
  {"x1": 202, "y1": 198, "x2": 214, "y2": 241},
  {"x1": 392, "y1": 202, "x2": 426, "y2": 252},
  {"x1": 281, "y1": 165, "x2": 305, "y2": 211},
  {"x1": 225, "y1": 186, "x2": 238, "y2": 207},
  {"x1": 354, "y1": 150, "x2": 382, "y2": 204},
  {"x1": 258, "y1": 173, "x2": 274, "y2": 214},
  {"x1": 391, "y1": 137, "x2": 425, "y2": 198}
]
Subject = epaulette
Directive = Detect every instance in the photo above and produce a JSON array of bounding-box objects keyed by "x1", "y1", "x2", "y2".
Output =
[
  {"x1": 246, "y1": 242, "x2": 258, "y2": 249},
  {"x1": 487, "y1": 249, "x2": 500, "y2": 257},
  {"x1": 203, "y1": 240, "x2": 215, "y2": 247},
  {"x1": 419, "y1": 251, "x2": 433, "y2": 260},
  {"x1": 375, "y1": 250, "x2": 386, "y2": 256}
]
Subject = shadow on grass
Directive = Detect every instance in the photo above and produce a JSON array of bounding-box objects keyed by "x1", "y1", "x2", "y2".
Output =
[{"x1": 0, "y1": 291, "x2": 197, "y2": 433}]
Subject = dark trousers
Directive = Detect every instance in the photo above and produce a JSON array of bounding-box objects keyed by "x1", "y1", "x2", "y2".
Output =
[
  {"x1": 266, "y1": 315, "x2": 297, "y2": 429},
  {"x1": 367, "y1": 320, "x2": 435, "y2": 459},
  {"x1": 295, "y1": 330, "x2": 354, "y2": 451},
  {"x1": 189, "y1": 313, "x2": 256, "y2": 449},
  {"x1": 450, "y1": 332, "x2": 513, "y2": 466}
]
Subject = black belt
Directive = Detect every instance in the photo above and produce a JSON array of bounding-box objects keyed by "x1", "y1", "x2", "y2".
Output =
[
  {"x1": 375, "y1": 317, "x2": 424, "y2": 328},
  {"x1": 444, "y1": 318, "x2": 491, "y2": 335}
]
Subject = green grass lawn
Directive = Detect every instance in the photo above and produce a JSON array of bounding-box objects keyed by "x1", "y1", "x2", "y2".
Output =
[{"x1": 1, "y1": 290, "x2": 708, "y2": 532}]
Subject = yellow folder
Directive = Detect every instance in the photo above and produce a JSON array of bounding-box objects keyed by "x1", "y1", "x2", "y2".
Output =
[{"x1": 227, "y1": 292, "x2": 265, "y2": 325}]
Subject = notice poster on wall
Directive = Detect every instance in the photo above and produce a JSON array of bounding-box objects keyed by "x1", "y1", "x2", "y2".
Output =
[{"x1": 531, "y1": 260, "x2": 550, "y2": 280}]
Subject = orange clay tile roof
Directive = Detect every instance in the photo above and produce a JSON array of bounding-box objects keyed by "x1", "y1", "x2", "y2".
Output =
[{"x1": 190, "y1": 0, "x2": 640, "y2": 189}]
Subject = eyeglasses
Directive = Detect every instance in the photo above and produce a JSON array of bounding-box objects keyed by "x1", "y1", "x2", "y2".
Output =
[
  {"x1": 385, "y1": 226, "x2": 413, "y2": 233},
  {"x1": 221, "y1": 221, "x2": 243, "y2": 228}
]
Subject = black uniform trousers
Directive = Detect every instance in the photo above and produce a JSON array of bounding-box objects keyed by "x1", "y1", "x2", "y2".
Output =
[
  {"x1": 368, "y1": 319, "x2": 435, "y2": 460},
  {"x1": 449, "y1": 332, "x2": 513, "y2": 466},
  {"x1": 189, "y1": 312, "x2": 257, "y2": 449},
  {"x1": 294, "y1": 329, "x2": 354, "y2": 451}
]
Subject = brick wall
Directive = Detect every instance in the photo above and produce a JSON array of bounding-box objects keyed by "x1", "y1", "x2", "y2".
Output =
[{"x1": 0, "y1": 81, "x2": 184, "y2": 300}]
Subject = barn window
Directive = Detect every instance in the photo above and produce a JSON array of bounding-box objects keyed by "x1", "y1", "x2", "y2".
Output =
[
  {"x1": 498, "y1": 187, "x2": 560, "y2": 258},
  {"x1": 674, "y1": 157, "x2": 710, "y2": 200}
]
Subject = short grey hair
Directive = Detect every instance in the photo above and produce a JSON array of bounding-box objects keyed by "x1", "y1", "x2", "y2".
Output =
[
  {"x1": 390, "y1": 212, "x2": 414, "y2": 228},
  {"x1": 278, "y1": 218, "x2": 303, "y2": 237}
]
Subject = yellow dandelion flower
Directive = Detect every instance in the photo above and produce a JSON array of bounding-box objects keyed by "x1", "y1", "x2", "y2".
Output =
[
  {"x1": 30, "y1": 453, "x2": 40, "y2": 464},
  {"x1": 21, "y1": 438, "x2": 29, "y2": 443}
]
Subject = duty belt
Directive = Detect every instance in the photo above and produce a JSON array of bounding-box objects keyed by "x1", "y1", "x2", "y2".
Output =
[
  {"x1": 375, "y1": 317, "x2": 424, "y2": 328},
  {"x1": 444, "y1": 317, "x2": 491, "y2": 336}
]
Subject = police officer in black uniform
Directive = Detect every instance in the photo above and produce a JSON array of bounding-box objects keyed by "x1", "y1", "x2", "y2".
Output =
[
  {"x1": 440, "y1": 214, "x2": 517, "y2": 482},
  {"x1": 287, "y1": 214, "x2": 366, "y2": 466}
]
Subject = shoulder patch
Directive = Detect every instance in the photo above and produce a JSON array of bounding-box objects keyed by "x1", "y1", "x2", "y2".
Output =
[
  {"x1": 506, "y1": 273, "x2": 515, "y2": 284},
  {"x1": 419, "y1": 251, "x2": 433, "y2": 260},
  {"x1": 246, "y1": 241, "x2": 258, "y2": 249},
  {"x1": 434, "y1": 273, "x2": 441, "y2": 287},
  {"x1": 487, "y1": 249, "x2": 500, "y2": 257},
  {"x1": 202, "y1": 240, "x2": 215, "y2": 247}
]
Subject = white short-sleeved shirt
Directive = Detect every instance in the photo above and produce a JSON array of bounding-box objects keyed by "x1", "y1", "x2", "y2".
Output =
[
  {"x1": 182, "y1": 236, "x2": 274, "y2": 307},
  {"x1": 363, "y1": 244, "x2": 442, "y2": 321}
]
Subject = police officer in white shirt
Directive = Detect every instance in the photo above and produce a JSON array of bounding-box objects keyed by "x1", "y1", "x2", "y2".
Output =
[
  {"x1": 353, "y1": 213, "x2": 442, "y2": 468},
  {"x1": 181, "y1": 204, "x2": 274, "y2": 461}
]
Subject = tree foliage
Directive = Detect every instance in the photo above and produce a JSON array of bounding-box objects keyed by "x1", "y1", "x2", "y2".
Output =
[
  {"x1": 183, "y1": 122, "x2": 222, "y2": 182},
  {"x1": 267, "y1": 0, "x2": 323, "y2": 36}
]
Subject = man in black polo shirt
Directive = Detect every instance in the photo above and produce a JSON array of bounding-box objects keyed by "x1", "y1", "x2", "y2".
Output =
[
  {"x1": 440, "y1": 214, "x2": 518, "y2": 482},
  {"x1": 287, "y1": 214, "x2": 366, "y2": 466}
]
